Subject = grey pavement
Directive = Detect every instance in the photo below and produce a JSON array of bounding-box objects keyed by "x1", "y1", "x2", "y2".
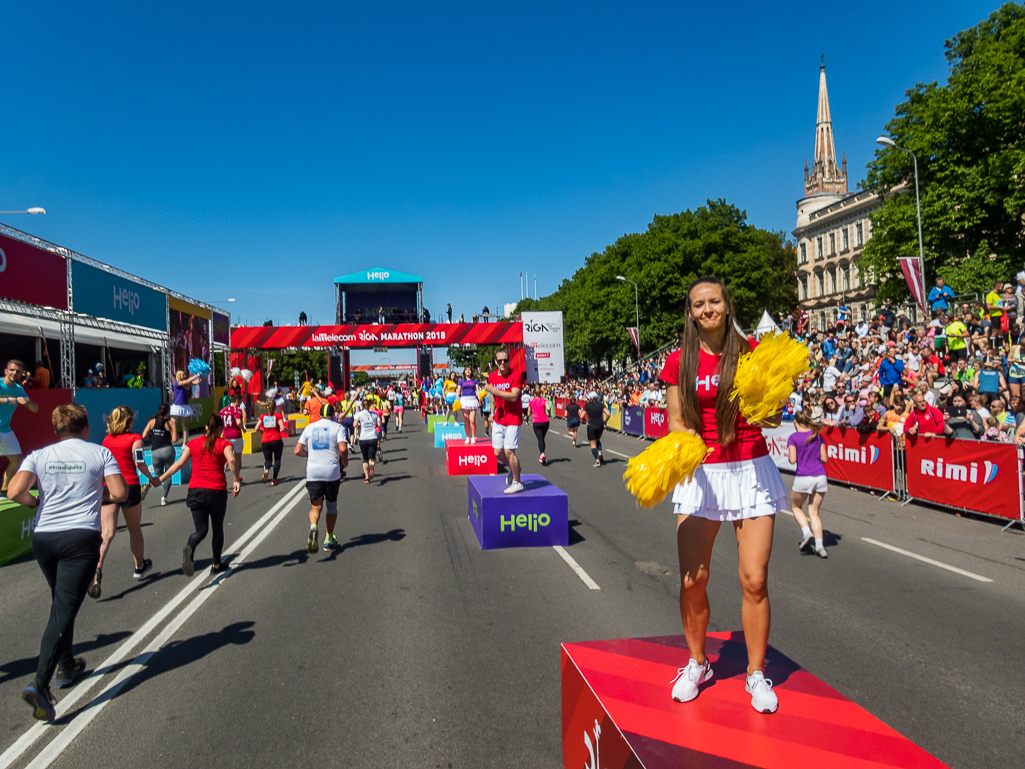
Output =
[{"x1": 1, "y1": 417, "x2": 1023, "y2": 768}]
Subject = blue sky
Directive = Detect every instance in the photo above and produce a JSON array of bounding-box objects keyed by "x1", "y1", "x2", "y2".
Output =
[{"x1": 0, "y1": 0, "x2": 1006, "y2": 360}]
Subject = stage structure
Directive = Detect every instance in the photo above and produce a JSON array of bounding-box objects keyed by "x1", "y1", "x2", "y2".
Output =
[{"x1": 334, "y1": 268, "x2": 424, "y2": 324}]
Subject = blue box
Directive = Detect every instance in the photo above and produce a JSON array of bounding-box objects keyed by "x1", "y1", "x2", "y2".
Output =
[
  {"x1": 144, "y1": 446, "x2": 190, "y2": 486},
  {"x1": 434, "y1": 423, "x2": 466, "y2": 447},
  {"x1": 467, "y1": 474, "x2": 569, "y2": 549}
]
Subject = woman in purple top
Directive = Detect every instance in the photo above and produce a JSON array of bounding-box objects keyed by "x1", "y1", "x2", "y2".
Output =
[
  {"x1": 171, "y1": 370, "x2": 203, "y2": 446},
  {"x1": 786, "y1": 412, "x2": 829, "y2": 558},
  {"x1": 457, "y1": 366, "x2": 480, "y2": 444}
]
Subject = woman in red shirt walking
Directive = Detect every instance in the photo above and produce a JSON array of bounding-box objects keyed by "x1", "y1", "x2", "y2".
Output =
[
  {"x1": 92, "y1": 406, "x2": 158, "y2": 597},
  {"x1": 159, "y1": 414, "x2": 241, "y2": 576},
  {"x1": 661, "y1": 278, "x2": 787, "y2": 715}
]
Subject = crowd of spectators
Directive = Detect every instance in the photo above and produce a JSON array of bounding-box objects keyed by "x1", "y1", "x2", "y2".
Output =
[{"x1": 531, "y1": 273, "x2": 1025, "y2": 447}]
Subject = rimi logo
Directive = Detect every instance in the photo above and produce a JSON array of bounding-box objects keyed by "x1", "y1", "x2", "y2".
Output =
[
  {"x1": 920, "y1": 458, "x2": 997, "y2": 484},
  {"x1": 826, "y1": 443, "x2": 880, "y2": 464}
]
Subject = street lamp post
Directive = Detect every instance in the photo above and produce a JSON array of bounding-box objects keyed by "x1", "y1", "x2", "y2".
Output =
[
  {"x1": 0, "y1": 207, "x2": 46, "y2": 215},
  {"x1": 876, "y1": 136, "x2": 926, "y2": 296},
  {"x1": 616, "y1": 275, "x2": 640, "y2": 360}
]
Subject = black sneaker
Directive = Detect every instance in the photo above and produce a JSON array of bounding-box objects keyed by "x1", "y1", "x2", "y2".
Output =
[
  {"x1": 54, "y1": 657, "x2": 86, "y2": 688},
  {"x1": 210, "y1": 560, "x2": 229, "y2": 574},
  {"x1": 506, "y1": 471, "x2": 513, "y2": 485},
  {"x1": 133, "y1": 558, "x2": 153, "y2": 580},
  {"x1": 182, "y1": 545, "x2": 195, "y2": 578},
  {"x1": 21, "y1": 684, "x2": 56, "y2": 722},
  {"x1": 87, "y1": 568, "x2": 102, "y2": 599}
]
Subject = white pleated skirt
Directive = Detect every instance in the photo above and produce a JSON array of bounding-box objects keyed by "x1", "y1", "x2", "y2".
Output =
[
  {"x1": 460, "y1": 396, "x2": 480, "y2": 411},
  {"x1": 170, "y1": 404, "x2": 193, "y2": 418},
  {"x1": 672, "y1": 454, "x2": 787, "y2": 521}
]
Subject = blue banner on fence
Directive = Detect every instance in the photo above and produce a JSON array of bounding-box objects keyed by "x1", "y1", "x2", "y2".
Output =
[{"x1": 622, "y1": 405, "x2": 645, "y2": 437}]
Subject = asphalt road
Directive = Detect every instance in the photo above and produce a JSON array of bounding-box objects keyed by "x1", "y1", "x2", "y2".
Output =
[{"x1": 1, "y1": 415, "x2": 1023, "y2": 768}]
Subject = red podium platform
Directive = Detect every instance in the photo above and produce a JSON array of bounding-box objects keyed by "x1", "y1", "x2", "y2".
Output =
[
  {"x1": 562, "y1": 632, "x2": 949, "y2": 769},
  {"x1": 445, "y1": 437, "x2": 497, "y2": 475}
]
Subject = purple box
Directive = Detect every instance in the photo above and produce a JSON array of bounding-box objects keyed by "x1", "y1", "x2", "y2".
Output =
[
  {"x1": 622, "y1": 405, "x2": 645, "y2": 436},
  {"x1": 467, "y1": 474, "x2": 569, "y2": 549}
]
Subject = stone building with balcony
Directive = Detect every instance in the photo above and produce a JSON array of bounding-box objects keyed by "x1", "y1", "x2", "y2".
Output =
[{"x1": 794, "y1": 65, "x2": 883, "y2": 331}]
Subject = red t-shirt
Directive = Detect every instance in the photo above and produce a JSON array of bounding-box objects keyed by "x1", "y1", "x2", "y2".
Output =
[
  {"x1": 489, "y1": 368, "x2": 527, "y2": 426},
  {"x1": 187, "y1": 436, "x2": 231, "y2": 490},
  {"x1": 258, "y1": 412, "x2": 285, "y2": 443},
  {"x1": 102, "y1": 432, "x2": 143, "y2": 485},
  {"x1": 660, "y1": 349, "x2": 768, "y2": 464},
  {"x1": 219, "y1": 405, "x2": 245, "y2": 439}
]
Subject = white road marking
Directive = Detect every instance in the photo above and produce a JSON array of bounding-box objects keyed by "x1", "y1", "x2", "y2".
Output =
[
  {"x1": 861, "y1": 537, "x2": 993, "y2": 583},
  {"x1": 1, "y1": 481, "x2": 308, "y2": 769},
  {"x1": 553, "y1": 546, "x2": 601, "y2": 590}
]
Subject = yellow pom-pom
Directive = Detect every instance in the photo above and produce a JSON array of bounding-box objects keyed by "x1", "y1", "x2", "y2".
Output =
[
  {"x1": 730, "y1": 332, "x2": 811, "y2": 424},
  {"x1": 623, "y1": 431, "x2": 708, "y2": 508}
]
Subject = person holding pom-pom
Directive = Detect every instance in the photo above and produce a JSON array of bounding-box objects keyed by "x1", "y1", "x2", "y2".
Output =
[
  {"x1": 171, "y1": 370, "x2": 203, "y2": 446},
  {"x1": 661, "y1": 277, "x2": 787, "y2": 715}
]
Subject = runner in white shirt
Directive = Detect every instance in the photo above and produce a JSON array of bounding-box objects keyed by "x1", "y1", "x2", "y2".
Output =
[
  {"x1": 8, "y1": 404, "x2": 128, "y2": 721},
  {"x1": 294, "y1": 404, "x2": 348, "y2": 552},
  {"x1": 353, "y1": 398, "x2": 382, "y2": 483}
]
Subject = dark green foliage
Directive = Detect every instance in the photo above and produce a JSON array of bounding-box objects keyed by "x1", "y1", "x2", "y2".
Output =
[
  {"x1": 862, "y1": 3, "x2": 1025, "y2": 301},
  {"x1": 512, "y1": 200, "x2": 796, "y2": 365}
]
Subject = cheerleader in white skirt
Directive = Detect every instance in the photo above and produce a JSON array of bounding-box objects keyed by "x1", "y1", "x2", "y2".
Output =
[
  {"x1": 457, "y1": 366, "x2": 480, "y2": 444},
  {"x1": 170, "y1": 370, "x2": 203, "y2": 445},
  {"x1": 661, "y1": 277, "x2": 786, "y2": 715}
]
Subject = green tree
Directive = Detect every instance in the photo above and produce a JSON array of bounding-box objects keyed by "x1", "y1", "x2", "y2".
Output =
[
  {"x1": 265, "y1": 350, "x2": 329, "y2": 387},
  {"x1": 513, "y1": 200, "x2": 796, "y2": 367},
  {"x1": 448, "y1": 344, "x2": 499, "y2": 374},
  {"x1": 861, "y1": 3, "x2": 1025, "y2": 302}
]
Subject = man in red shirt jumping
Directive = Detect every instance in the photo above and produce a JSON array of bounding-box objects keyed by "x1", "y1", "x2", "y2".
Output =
[{"x1": 484, "y1": 345, "x2": 527, "y2": 494}]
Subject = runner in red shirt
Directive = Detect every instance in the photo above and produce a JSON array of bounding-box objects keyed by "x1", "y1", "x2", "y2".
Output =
[
  {"x1": 219, "y1": 392, "x2": 247, "y2": 481},
  {"x1": 94, "y1": 406, "x2": 158, "y2": 594},
  {"x1": 660, "y1": 277, "x2": 786, "y2": 716},
  {"x1": 158, "y1": 414, "x2": 241, "y2": 576},
  {"x1": 257, "y1": 406, "x2": 287, "y2": 486},
  {"x1": 484, "y1": 345, "x2": 527, "y2": 494}
]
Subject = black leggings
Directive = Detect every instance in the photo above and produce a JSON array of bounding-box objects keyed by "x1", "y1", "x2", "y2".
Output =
[
  {"x1": 32, "y1": 529, "x2": 102, "y2": 688},
  {"x1": 186, "y1": 489, "x2": 228, "y2": 564},
  {"x1": 533, "y1": 422, "x2": 550, "y2": 454},
  {"x1": 359, "y1": 439, "x2": 377, "y2": 463},
  {"x1": 261, "y1": 439, "x2": 283, "y2": 479}
]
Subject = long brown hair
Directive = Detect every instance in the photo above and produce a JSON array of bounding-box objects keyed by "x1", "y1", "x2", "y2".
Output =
[
  {"x1": 677, "y1": 277, "x2": 751, "y2": 446},
  {"x1": 202, "y1": 414, "x2": 224, "y2": 454},
  {"x1": 794, "y1": 411, "x2": 823, "y2": 445}
]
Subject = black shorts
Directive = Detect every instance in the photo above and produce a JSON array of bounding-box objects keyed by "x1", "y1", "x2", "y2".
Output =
[
  {"x1": 359, "y1": 439, "x2": 378, "y2": 462},
  {"x1": 566, "y1": 418, "x2": 580, "y2": 429},
  {"x1": 948, "y1": 347, "x2": 968, "y2": 362},
  {"x1": 587, "y1": 426, "x2": 604, "y2": 443},
  {"x1": 306, "y1": 479, "x2": 341, "y2": 503},
  {"x1": 121, "y1": 484, "x2": 142, "y2": 508},
  {"x1": 186, "y1": 488, "x2": 228, "y2": 516}
]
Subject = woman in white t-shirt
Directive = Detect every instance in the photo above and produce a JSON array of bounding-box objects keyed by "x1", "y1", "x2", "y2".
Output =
[
  {"x1": 353, "y1": 398, "x2": 382, "y2": 483},
  {"x1": 8, "y1": 404, "x2": 127, "y2": 722}
]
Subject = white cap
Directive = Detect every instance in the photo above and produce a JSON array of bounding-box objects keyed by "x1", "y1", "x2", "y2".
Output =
[{"x1": 588, "y1": 391, "x2": 599, "y2": 400}]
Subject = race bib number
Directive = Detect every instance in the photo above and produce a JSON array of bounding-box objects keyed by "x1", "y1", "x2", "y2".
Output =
[{"x1": 262, "y1": 415, "x2": 276, "y2": 428}]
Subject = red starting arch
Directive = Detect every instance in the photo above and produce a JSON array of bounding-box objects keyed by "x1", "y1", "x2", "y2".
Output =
[{"x1": 230, "y1": 322, "x2": 522, "y2": 349}]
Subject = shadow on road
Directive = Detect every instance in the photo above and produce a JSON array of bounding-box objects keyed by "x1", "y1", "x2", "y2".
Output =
[
  {"x1": 319, "y1": 529, "x2": 407, "y2": 561},
  {"x1": 568, "y1": 519, "x2": 586, "y2": 546},
  {"x1": 545, "y1": 457, "x2": 572, "y2": 464},
  {"x1": 377, "y1": 475, "x2": 412, "y2": 485},
  {"x1": 240, "y1": 549, "x2": 310, "y2": 571},
  {"x1": 0, "y1": 631, "x2": 133, "y2": 685},
  {"x1": 60, "y1": 621, "x2": 257, "y2": 718},
  {"x1": 100, "y1": 569, "x2": 180, "y2": 603}
]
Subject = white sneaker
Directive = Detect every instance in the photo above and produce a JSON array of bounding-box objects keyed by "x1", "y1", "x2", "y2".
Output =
[
  {"x1": 465, "y1": 438, "x2": 471, "y2": 445},
  {"x1": 745, "y1": 670, "x2": 778, "y2": 714},
  {"x1": 815, "y1": 546, "x2": 828, "y2": 559},
  {"x1": 670, "y1": 658, "x2": 713, "y2": 702},
  {"x1": 503, "y1": 482, "x2": 524, "y2": 494},
  {"x1": 160, "y1": 497, "x2": 167, "y2": 506},
  {"x1": 799, "y1": 533, "x2": 813, "y2": 553}
]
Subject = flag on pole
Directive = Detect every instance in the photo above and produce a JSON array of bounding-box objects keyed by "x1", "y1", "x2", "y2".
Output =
[
  {"x1": 627, "y1": 327, "x2": 640, "y2": 354},
  {"x1": 897, "y1": 256, "x2": 926, "y2": 309}
]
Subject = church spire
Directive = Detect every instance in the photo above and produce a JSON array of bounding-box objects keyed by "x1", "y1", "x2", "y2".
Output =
[{"x1": 804, "y1": 61, "x2": 848, "y2": 198}]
